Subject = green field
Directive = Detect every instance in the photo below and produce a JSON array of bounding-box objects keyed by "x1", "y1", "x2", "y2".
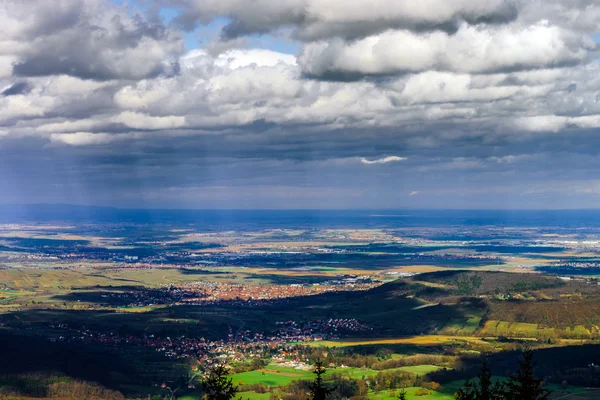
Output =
[
  {"x1": 481, "y1": 320, "x2": 542, "y2": 336},
  {"x1": 440, "y1": 316, "x2": 482, "y2": 335},
  {"x1": 233, "y1": 365, "x2": 314, "y2": 386},
  {"x1": 238, "y1": 378, "x2": 598, "y2": 400},
  {"x1": 481, "y1": 319, "x2": 595, "y2": 338},
  {"x1": 238, "y1": 391, "x2": 271, "y2": 400},
  {"x1": 232, "y1": 362, "x2": 452, "y2": 400},
  {"x1": 397, "y1": 365, "x2": 444, "y2": 375},
  {"x1": 565, "y1": 325, "x2": 592, "y2": 337},
  {"x1": 233, "y1": 362, "x2": 446, "y2": 384},
  {"x1": 368, "y1": 387, "x2": 454, "y2": 400}
]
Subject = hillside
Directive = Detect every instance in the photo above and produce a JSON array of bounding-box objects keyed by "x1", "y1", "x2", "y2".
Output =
[{"x1": 299, "y1": 271, "x2": 600, "y2": 339}]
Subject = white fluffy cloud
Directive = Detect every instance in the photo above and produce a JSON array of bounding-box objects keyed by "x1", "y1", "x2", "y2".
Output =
[
  {"x1": 300, "y1": 22, "x2": 593, "y2": 78},
  {"x1": 0, "y1": 94, "x2": 52, "y2": 119},
  {"x1": 360, "y1": 156, "x2": 407, "y2": 165},
  {"x1": 514, "y1": 114, "x2": 600, "y2": 132},
  {"x1": 112, "y1": 112, "x2": 186, "y2": 130},
  {"x1": 49, "y1": 132, "x2": 121, "y2": 146}
]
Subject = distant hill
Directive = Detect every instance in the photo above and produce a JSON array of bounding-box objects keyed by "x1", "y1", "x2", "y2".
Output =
[
  {"x1": 288, "y1": 270, "x2": 600, "y2": 338},
  {"x1": 411, "y1": 270, "x2": 565, "y2": 295},
  {"x1": 0, "y1": 204, "x2": 122, "y2": 222}
]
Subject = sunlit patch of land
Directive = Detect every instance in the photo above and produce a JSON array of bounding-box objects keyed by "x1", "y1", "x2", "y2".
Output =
[{"x1": 306, "y1": 335, "x2": 490, "y2": 347}]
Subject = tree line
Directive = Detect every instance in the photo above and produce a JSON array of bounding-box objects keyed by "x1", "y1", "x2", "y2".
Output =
[
  {"x1": 455, "y1": 350, "x2": 550, "y2": 400},
  {"x1": 188, "y1": 350, "x2": 551, "y2": 400}
]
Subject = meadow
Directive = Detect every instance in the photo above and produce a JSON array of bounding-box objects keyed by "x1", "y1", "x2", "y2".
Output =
[{"x1": 233, "y1": 365, "x2": 314, "y2": 387}]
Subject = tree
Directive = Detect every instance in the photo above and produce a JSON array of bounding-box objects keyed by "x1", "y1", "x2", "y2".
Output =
[
  {"x1": 308, "y1": 360, "x2": 336, "y2": 400},
  {"x1": 355, "y1": 378, "x2": 368, "y2": 397},
  {"x1": 162, "y1": 367, "x2": 203, "y2": 400},
  {"x1": 397, "y1": 387, "x2": 407, "y2": 400},
  {"x1": 251, "y1": 357, "x2": 266, "y2": 370},
  {"x1": 455, "y1": 358, "x2": 505, "y2": 400},
  {"x1": 455, "y1": 380, "x2": 477, "y2": 400},
  {"x1": 504, "y1": 350, "x2": 551, "y2": 400},
  {"x1": 202, "y1": 365, "x2": 240, "y2": 400}
]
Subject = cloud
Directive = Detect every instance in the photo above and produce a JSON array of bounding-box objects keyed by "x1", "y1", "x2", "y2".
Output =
[
  {"x1": 408, "y1": 191, "x2": 419, "y2": 196},
  {"x1": 2, "y1": 82, "x2": 32, "y2": 96},
  {"x1": 2, "y1": 0, "x2": 184, "y2": 80},
  {"x1": 299, "y1": 22, "x2": 593, "y2": 79},
  {"x1": 214, "y1": 49, "x2": 297, "y2": 69},
  {"x1": 36, "y1": 119, "x2": 104, "y2": 133},
  {"x1": 112, "y1": 112, "x2": 186, "y2": 130},
  {"x1": 49, "y1": 132, "x2": 122, "y2": 146},
  {"x1": 169, "y1": 0, "x2": 517, "y2": 40},
  {"x1": 360, "y1": 156, "x2": 407, "y2": 165},
  {"x1": 488, "y1": 154, "x2": 542, "y2": 164},
  {"x1": 513, "y1": 114, "x2": 600, "y2": 132},
  {"x1": 0, "y1": 94, "x2": 49, "y2": 119},
  {"x1": 1, "y1": 0, "x2": 600, "y2": 208}
]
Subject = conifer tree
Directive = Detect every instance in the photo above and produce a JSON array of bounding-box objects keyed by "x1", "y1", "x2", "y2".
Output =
[
  {"x1": 202, "y1": 365, "x2": 240, "y2": 400},
  {"x1": 397, "y1": 387, "x2": 407, "y2": 400},
  {"x1": 308, "y1": 360, "x2": 336, "y2": 400},
  {"x1": 455, "y1": 358, "x2": 505, "y2": 400},
  {"x1": 504, "y1": 350, "x2": 551, "y2": 400}
]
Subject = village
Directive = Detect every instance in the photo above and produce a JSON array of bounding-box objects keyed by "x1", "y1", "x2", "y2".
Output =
[
  {"x1": 101, "y1": 278, "x2": 382, "y2": 308},
  {"x1": 49, "y1": 316, "x2": 372, "y2": 364}
]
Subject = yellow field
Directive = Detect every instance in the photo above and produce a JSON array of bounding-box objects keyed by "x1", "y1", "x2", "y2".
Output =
[
  {"x1": 481, "y1": 320, "x2": 544, "y2": 336},
  {"x1": 307, "y1": 335, "x2": 490, "y2": 347},
  {"x1": 0, "y1": 267, "x2": 239, "y2": 292},
  {"x1": 392, "y1": 266, "x2": 449, "y2": 273},
  {"x1": 411, "y1": 280, "x2": 451, "y2": 289}
]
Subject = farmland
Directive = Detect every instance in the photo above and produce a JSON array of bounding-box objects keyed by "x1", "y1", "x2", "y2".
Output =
[{"x1": 4, "y1": 216, "x2": 600, "y2": 398}]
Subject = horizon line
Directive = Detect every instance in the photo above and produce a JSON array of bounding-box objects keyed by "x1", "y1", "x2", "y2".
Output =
[{"x1": 3, "y1": 203, "x2": 600, "y2": 212}]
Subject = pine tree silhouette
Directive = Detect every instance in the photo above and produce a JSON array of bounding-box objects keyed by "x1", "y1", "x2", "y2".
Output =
[
  {"x1": 202, "y1": 365, "x2": 240, "y2": 400},
  {"x1": 308, "y1": 360, "x2": 336, "y2": 400},
  {"x1": 455, "y1": 358, "x2": 505, "y2": 400},
  {"x1": 504, "y1": 350, "x2": 551, "y2": 400}
]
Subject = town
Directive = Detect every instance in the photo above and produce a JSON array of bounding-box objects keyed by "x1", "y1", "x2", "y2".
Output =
[{"x1": 49, "y1": 316, "x2": 371, "y2": 362}]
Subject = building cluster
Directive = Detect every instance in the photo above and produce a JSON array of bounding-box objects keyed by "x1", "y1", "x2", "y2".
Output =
[
  {"x1": 104, "y1": 280, "x2": 379, "y2": 308},
  {"x1": 102, "y1": 287, "x2": 199, "y2": 306},
  {"x1": 275, "y1": 318, "x2": 372, "y2": 340},
  {"x1": 551, "y1": 261, "x2": 600, "y2": 269},
  {"x1": 177, "y1": 280, "x2": 378, "y2": 303},
  {"x1": 48, "y1": 319, "x2": 354, "y2": 363}
]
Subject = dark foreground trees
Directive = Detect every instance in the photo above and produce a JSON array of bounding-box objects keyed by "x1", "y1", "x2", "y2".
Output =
[
  {"x1": 504, "y1": 350, "x2": 551, "y2": 400},
  {"x1": 308, "y1": 360, "x2": 336, "y2": 400},
  {"x1": 162, "y1": 365, "x2": 241, "y2": 400},
  {"x1": 455, "y1": 350, "x2": 551, "y2": 400},
  {"x1": 202, "y1": 365, "x2": 240, "y2": 400},
  {"x1": 455, "y1": 358, "x2": 505, "y2": 400}
]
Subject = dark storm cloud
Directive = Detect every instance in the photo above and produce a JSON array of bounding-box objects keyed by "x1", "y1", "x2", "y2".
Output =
[
  {"x1": 167, "y1": 0, "x2": 518, "y2": 41},
  {"x1": 1, "y1": 82, "x2": 32, "y2": 96},
  {"x1": 13, "y1": 56, "x2": 166, "y2": 82},
  {"x1": 1, "y1": 0, "x2": 600, "y2": 208}
]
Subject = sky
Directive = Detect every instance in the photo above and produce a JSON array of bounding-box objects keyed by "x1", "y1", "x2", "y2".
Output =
[{"x1": 0, "y1": 0, "x2": 600, "y2": 209}]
